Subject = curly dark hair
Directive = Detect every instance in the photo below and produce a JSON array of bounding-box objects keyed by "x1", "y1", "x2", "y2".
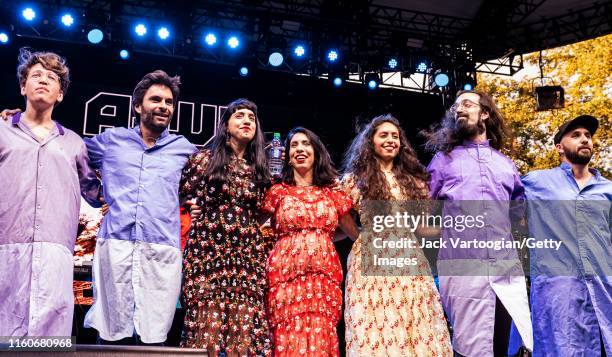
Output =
[
  {"x1": 421, "y1": 90, "x2": 512, "y2": 153},
  {"x1": 204, "y1": 98, "x2": 271, "y2": 187},
  {"x1": 17, "y1": 47, "x2": 70, "y2": 96},
  {"x1": 343, "y1": 114, "x2": 429, "y2": 200},
  {"x1": 281, "y1": 127, "x2": 338, "y2": 187}
]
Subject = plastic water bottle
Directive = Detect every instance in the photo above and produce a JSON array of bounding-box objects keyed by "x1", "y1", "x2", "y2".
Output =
[{"x1": 268, "y1": 132, "x2": 283, "y2": 178}]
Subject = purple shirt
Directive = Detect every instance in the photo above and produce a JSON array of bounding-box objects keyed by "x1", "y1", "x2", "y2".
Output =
[
  {"x1": 427, "y1": 140, "x2": 534, "y2": 356},
  {"x1": 428, "y1": 140, "x2": 525, "y2": 261},
  {"x1": 0, "y1": 112, "x2": 100, "y2": 336}
]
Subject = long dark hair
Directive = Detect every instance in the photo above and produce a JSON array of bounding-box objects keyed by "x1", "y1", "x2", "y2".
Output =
[
  {"x1": 204, "y1": 98, "x2": 270, "y2": 186},
  {"x1": 281, "y1": 127, "x2": 338, "y2": 187},
  {"x1": 421, "y1": 90, "x2": 512, "y2": 153},
  {"x1": 343, "y1": 114, "x2": 429, "y2": 200}
]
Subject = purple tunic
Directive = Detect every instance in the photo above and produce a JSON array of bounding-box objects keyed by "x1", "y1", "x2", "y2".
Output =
[
  {"x1": 0, "y1": 112, "x2": 100, "y2": 336},
  {"x1": 428, "y1": 140, "x2": 533, "y2": 356}
]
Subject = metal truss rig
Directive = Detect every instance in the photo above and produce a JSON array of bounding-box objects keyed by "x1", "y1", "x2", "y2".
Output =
[
  {"x1": 2, "y1": 0, "x2": 477, "y2": 92},
  {"x1": 3, "y1": 0, "x2": 609, "y2": 88}
]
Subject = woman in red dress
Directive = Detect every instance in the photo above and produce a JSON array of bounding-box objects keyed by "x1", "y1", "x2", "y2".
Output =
[{"x1": 261, "y1": 127, "x2": 359, "y2": 356}]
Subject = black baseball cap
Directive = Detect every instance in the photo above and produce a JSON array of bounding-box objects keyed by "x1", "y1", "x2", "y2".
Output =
[{"x1": 553, "y1": 115, "x2": 599, "y2": 144}]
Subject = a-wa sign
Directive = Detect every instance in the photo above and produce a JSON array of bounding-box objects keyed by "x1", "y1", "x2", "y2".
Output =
[{"x1": 82, "y1": 91, "x2": 226, "y2": 147}]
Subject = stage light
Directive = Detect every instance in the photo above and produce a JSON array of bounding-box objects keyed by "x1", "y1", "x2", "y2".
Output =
[
  {"x1": 416, "y1": 61, "x2": 428, "y2": 73},
  {"x1": 60, "y1": 14, "x2": 74, "y2": 27},
  {"x1": 119, "y1": 49, "x2": 130, "y2": 60},
  {"x1": 0, "y1": 32, "x2": 8, "y2": 44},
  {"x1": 327, "y1": 50, "x2": 339, "y2": 62},
  {"x1": 22, "y1": 7, "x2": 36, "y2": 21},
  {"x1": 434, "y1": 73, "x2": 449, "y2": 87},
  {"x1": 333, "y1": 77, "x2": 343, "y2": 87},
  {"x1": 157, "y1": 27, "x2": 170, "y2": 40},
  {"x1": 204, "y1": 33, "x2": 217, "y2": 46},
  {"x1": 461, "y1": 77, "x2": 476, "y2": 91},
  {"x1": 239, "y1": 66, "x2": 249, "y2": 76},
  {"x1": 365, "y1": 73, "x2": 380, "y2": 90},
  {"x1": 294, "y1": 45, "x2": 305, "y2": 57},
  {"x1": 388, "y1": 58, "x2": 398, "y2": 69},
  {"x1": 87, "y1": 29, "x2": 104, "y2": 44},
  {"x1": 228, "y1": 36, "x2": 240, "y2": 49},
  {"x1": 134, "y1": 24, "x2": 147, "y2": 37},
  {"x1": 269, "y1": 52, "x2": 284, "y2": 67}
]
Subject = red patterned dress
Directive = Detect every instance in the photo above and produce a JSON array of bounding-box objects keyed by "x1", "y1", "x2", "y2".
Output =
[
  {"x1": 180, "y1": 150, "x2": 272, "y2": 356},
  {"x1": 261, "y1": 183, "x2": 352, "y2": 356}
]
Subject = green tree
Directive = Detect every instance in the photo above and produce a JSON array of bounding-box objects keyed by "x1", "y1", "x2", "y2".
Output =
[{"x1": 477, "y1": 34, "x2": 611, "y2": 177}]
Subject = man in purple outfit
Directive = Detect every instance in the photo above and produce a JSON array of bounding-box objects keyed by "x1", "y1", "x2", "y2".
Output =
[
  {"x1": 0, "y1": 48, "x2": 101, "y2": 336},
  {"x1": 424, "y1": 90, "x2": 533, "y2": 356}
]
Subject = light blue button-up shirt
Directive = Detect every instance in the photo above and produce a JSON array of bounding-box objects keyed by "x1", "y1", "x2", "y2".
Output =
[
  {"x1": 82, "y1": 125, "x2": 198, "y2": 343},
  {"x1": 84, "y1": 125, "x2": 197, "y2": 247},
  {"x1": 522, "y1": 162, "x2": 611, "y2": 357}
]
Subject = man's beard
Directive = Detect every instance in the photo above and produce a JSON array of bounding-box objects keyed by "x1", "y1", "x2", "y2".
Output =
[
  {"x1": 140, "y1": 110, "x2": 169, "y2": 133},
  {"x1": 565, "y1": 147, "x2": 592, "y2": 165},
  {"x1": 455, "y1": 115, "x2": 485, "y2": 139}
]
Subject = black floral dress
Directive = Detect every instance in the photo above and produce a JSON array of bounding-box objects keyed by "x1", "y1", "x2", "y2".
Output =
[{"x1": 179, "y1": 150, "x2": 272, "y2": 356}]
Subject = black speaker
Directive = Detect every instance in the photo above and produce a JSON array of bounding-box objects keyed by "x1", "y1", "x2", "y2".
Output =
[{"x1": 535, "y1": 85, "x2": 565, "y2": 111}]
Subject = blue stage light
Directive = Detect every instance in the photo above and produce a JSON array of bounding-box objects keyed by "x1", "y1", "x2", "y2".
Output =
[
  {"x1": 157, "y1": 27, "x2": 170, "y2": 40},
  {"x1": 388, "y1": 58, "x2": 398, "y2": 69},
  {"x1": 239, "y1": 67, "x2": 249, "y2": 76},
  {"x1": 463, "y1": 83, "x2": 474, "y2": 90},
  {"x1": 0, "y1": 32, "x2": 9, "y2": 44},
  {"x1": 333, "y1": 77, "x2": 342, "y2": 87},
  {"x1": 294, "y1": 45, "x2": 305, "y2": 57},
  {"x1": 228, "y1": 36, "x2": 240, "y2": 49},
  {"x1": 134, "y1": 24, "x2": 147, "y2": 37},
  {"x1": 60, "y1": 14, "x2": 74, "y2": 27},
  {"x1": 119, "y1": 49, "x2": 130, "y2": 60},
  {"x1": 269, "y1": 52, "x2": 284, "y2": 67},
  {"x1": 327, "y1": 50, "x2": 338, "y2": 62},
  {"x1": 204, "y1": 33, "x2": 217, "y2": 46},
  {"x1": 368, "y1": 80, "x2": 378, "y2": 90},
  {"x1": 416, "y1": 62, "x2": 428, "y2": 73},
  {"x1": 87, "y1": 29, "x2": 104, "y2": 44},
  {"x1": 434, "y1": 73, "x2": 450, "y2": 87},
  {"x1": 22, "y1": 8, "x2": 36, "y2": 21}
]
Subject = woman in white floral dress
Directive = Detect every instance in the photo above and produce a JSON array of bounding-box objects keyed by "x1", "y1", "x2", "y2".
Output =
[{"x1": 341, "y1": 114, "x2": 452, "y2": 356}]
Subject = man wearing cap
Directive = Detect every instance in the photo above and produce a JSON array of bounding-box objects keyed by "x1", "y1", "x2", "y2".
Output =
[{"x1": 522, "y1": 115, "x2": 611, "y2": 356}]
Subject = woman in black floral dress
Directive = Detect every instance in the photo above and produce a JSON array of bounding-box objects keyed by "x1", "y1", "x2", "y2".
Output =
[{"x1": 179, "y1": 98, "x2": 272, "y2": 356}]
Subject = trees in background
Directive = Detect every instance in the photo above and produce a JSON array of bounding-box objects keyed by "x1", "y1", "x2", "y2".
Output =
[{"x1": 477, "y1": 34, "x2": 611, "y2": 176}]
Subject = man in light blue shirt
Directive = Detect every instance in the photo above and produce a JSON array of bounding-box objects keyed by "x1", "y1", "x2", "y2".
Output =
[
  {"x1": 522, "y1": 115, "x2": 611, "y2": 356},
  {"x1": 83, "y1": 70, "x2": 198, "y2": 344}
]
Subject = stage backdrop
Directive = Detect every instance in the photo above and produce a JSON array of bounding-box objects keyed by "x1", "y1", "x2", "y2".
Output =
[
  {"x1": 1, "y1": 38, "x2": 445, "y2": 348},
  {"x1": 0, "y1": 39, "x2": 444, "y2": 293}
]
